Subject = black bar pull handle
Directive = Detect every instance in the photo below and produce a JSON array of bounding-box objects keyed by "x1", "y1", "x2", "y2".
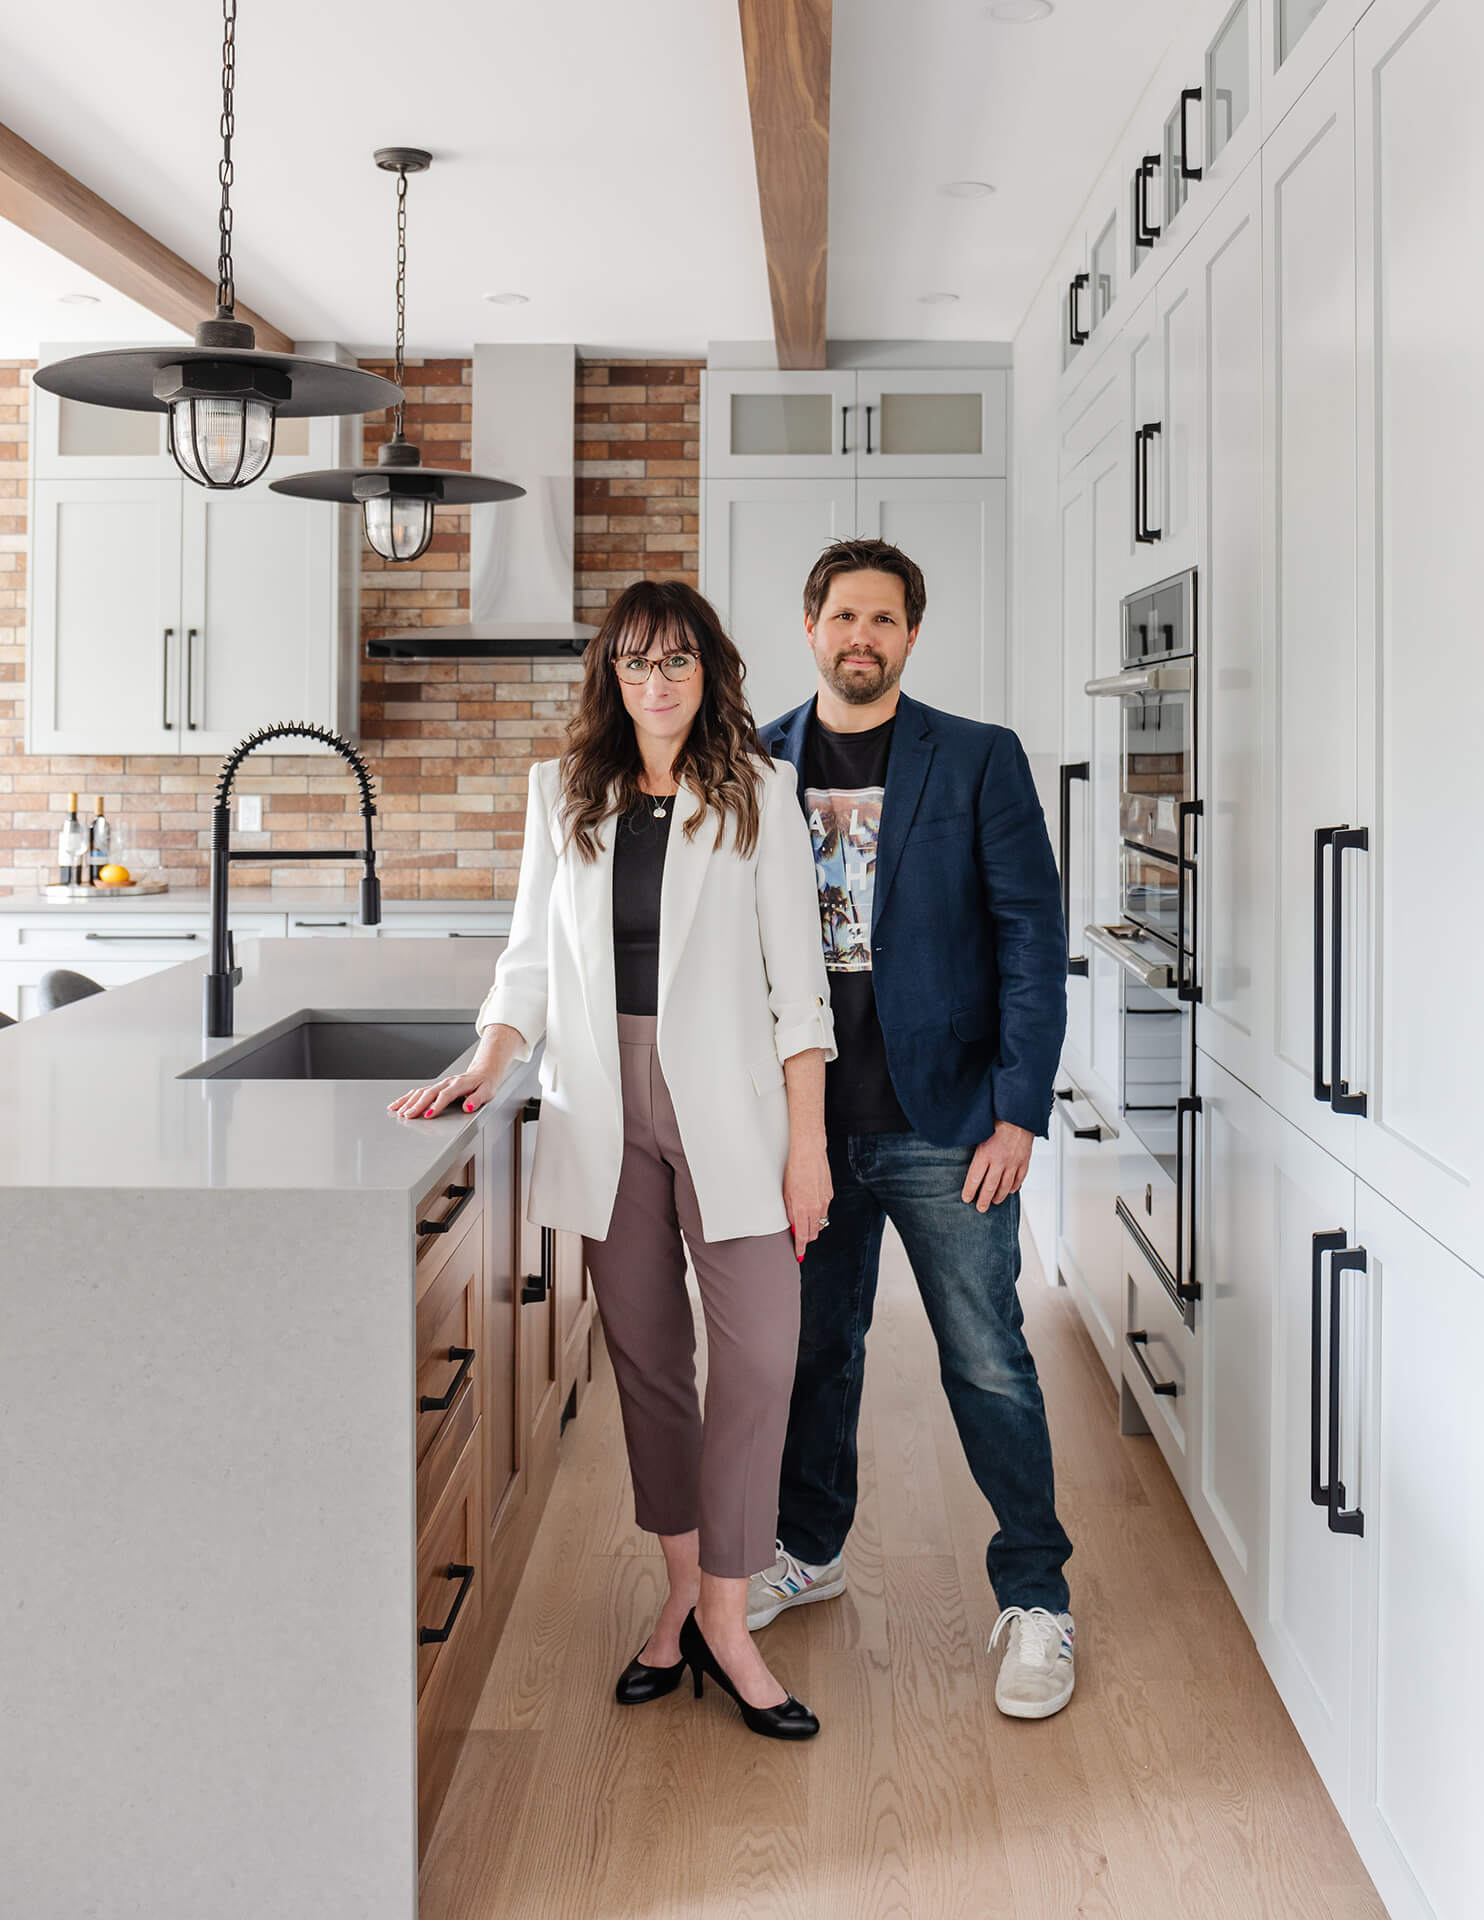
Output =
[
  {"x1": 185, "y1": 627, "x2": 199, "y2": 730},
  {"x1": 522, "y1": 1225, "x2": 557, "y2": 1305},
  {"x1": 1327, "y1": 1246, "x2": 1368, "y2": 1536},
  {"x1": 1135, "y1": 155, "x2": 1162, "y2": 247},
  {"x1": 1058, "y1": 761, "x2": 1091, "y2": 977},
  {"x1": 162, "y1": 627, "x2": 175, "y2": 730},
  {"x1": 1313, "y1": 826, "x2": 1339, "y2": 1102},
  {"x1": 1176, "y1": 800, "x2": 1203, "y2": 1003},
  {"x1": 1310, "y1": 1230, "x2": 1348, "y2": 1508},
  {"x1": 417, "y1": 1183, "x2": 474, "y2": 1237},
  {"x1": 419, "y1": 1345, "x2": 475, "y2": 1413},
  {"x1": 418, "y1": 1564, "x2": 475, "y2": 1646},
  {"x1": 1180, "y1": 86, "x2": 1204, "y2": 180},
  {"x1": 1068, "y1": 272, "x2": 1090, "y2": 346},
  {"x1": 841, "y1": 404, "x2": 851, "y2": 456},
  {"x1": 1330, "y1": 828, "x2": 1369, "y2": 1116},
  {"x1": 1127, "y1": 1330, "x2": 1179, "y2": 1397},
  {"x1": 865, "y1": 404, "x2": 876, "y2": 455},
  {"x1": 1136, "y1": 422, "x2": 1163, "y2": 541},
  {"x1": 1175, "y1": 1093, "x2": 1202, "y2": 1310}
]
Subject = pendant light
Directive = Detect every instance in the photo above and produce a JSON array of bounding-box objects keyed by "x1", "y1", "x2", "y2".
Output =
[
  {"x1": 31, "y1": 0, "x2": 401, "y2": 489},
  {"x1": 270, "y1": 150, "x2": 524, "y2": 562}
]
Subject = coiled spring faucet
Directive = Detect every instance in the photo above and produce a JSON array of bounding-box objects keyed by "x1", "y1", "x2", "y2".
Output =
[{"x1": 206, "y1": 722, "x2": 380, "y2": 1037}]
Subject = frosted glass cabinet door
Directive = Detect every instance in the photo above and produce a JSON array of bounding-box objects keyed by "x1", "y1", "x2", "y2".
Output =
[
  {"x1": 854, "y1": 371, "x2": 1007, "y2": 478},
  {"x1": 702, "y1": 478, "x2": 858, "y2": 730},
  {"x1": 181, "y1": 486, "x2": 338, "y2": 754},
  {"x1": 855, "y1": 478, "x2": 1004, "y2": 723},
  {"x1": 29, "y1": 372, "x2": 174, "y2": 480},
  {"x1": 703, "y1": 371, "x2": 857, "y2": 477},
  {"x1": 26, "y1": 479, "x2": 185, "y2": 754},
  {"x1": 1352, "y1": 0, "x2": 1484, "y2": 1275}
]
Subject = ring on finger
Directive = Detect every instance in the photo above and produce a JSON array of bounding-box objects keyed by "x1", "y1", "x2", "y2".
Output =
[{"x1": 818, "y1": 1214, "x2": 830, "y2": 1228}]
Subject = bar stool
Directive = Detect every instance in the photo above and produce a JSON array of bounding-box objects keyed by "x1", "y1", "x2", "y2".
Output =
[{"x1": 37, "y1": 968, "x2": 104, "y2": 1013}]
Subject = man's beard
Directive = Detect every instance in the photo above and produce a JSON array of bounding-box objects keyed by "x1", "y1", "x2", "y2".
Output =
[{"x1": 821, "y1": 647, "x2": 904, "y2": 705}]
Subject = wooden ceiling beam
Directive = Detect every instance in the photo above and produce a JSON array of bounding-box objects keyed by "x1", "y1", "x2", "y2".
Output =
[
  {"x1": 737, "y1": 0, "x2": 832, "y2": 370},
  {"x1": 0, "y1": 120, "x2": 293, "y2": 354}
]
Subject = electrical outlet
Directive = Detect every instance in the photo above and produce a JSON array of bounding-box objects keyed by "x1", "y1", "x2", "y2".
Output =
[{"x1": 237, "y1": 794, "x2": 263, "y2": 833}]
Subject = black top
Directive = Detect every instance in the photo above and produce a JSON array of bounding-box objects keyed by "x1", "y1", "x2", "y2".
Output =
[
  {"x1": 803, "y1": 714, "x2": 911, "y2": 1134},
  {"x1": 612, "y1": 795, "x2": 672, "y2": 1016}
]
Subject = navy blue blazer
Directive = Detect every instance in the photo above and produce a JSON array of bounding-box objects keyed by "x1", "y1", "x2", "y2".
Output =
[{"x1": 763, "y1": 693, "x2": 1068, "y2": 1142}]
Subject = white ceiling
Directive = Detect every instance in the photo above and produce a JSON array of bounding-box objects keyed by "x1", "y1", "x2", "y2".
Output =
[{"x1": 0, "y1": 0, "x2": 1186, "y2": 359}]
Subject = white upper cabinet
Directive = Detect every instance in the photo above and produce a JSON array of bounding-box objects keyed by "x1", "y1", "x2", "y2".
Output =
[
  {"x1": 1351, "y1": 0, "x2": 1484, "y2": 1274},
  {"x1": 1259, "y1": 42, "x2": 1362, "y2": 1167},
  {"x1": 853, "y1": 371, "x2": 1006, "y2": 480},
  {"x1": 1261, "y1": 0, "x2": 1374, "y2": 134},
  {"x1": 704, "y1": 370, "x2": 858, "y2": 478},
  {"x1": 704, "y1": 369, "x2": 1005, "y2": 480},
  {"x1": 27, "y1": 480, "x2": 185, "y2": 756},
  {"x1": 28, "y1": 401, "x2": 360, "y2": 757}
]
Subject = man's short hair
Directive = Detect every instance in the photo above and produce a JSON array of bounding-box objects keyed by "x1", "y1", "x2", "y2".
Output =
[{"x1": 802, "y1": 538, "x2": 927, "y2": 632}]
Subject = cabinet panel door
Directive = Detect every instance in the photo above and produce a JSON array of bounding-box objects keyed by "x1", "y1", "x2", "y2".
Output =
[
  {"x1": 702, "y1": 478, "x2": 856, "y2": 732},
  {"x1": 27, "y1": 480, "x2": 183, "y2": 755},
  {"x1": 1121, "y1": 292, "x2": 1162, "y2": 591},
  {"x1": 703, "y1": 371, "x2": 857, "y2": 478},
  {"x1": 1199, "y1": 164, "x2": 1270, "y2": 1091},
  {"x1": 1260, "y1": 43, "x2": 1361, "y2": 1167},
  {"x1": 1353, "y1": 0, "x2": 1484, "y2": 1271},
  {"x1": 482, "y1": 1120, "x2": 520, "y2": 1541},
  {"x1": 854, "y1": 371, "x2": 1007, "y2": 478},
  {"x1": 29, "y1": 374, "x2": 172, "y2": 480},
  {"x1": 1053, "y1": 1097, "x2": 1123, "y2": 1383},
  {"x1": 1156, "y1": 248, "x2": 1203, "y2": 578},
  {"x1": 1350, "y1": 1183, "x2": 1484, "y2": 1920},
  {"x1": 1087, "y1": 431, "x2": 1126, "y2": 1104},
  {"x1": 1058, "y1": 462, "x2": 1094, "y2": 1077},
  {"x1": 181, "y1": 487, "x2": 337, "y2": 753},
  {"x1": 1262, "y1": 1109, "x2": 1360, "y2": 1816},
  {"x1": 855, "y1": 477, "x2": 1004, "y2": 722},
  {"x1": 1263, "y1": 0, "x2": 1374, "y2": 139},
  {"x1": 1193, "y1": 1050, "x2": 1273, "y2": 1628}
]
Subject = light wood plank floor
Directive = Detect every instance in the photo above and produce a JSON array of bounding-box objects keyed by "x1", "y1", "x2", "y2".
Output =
[{"x1": 420, "y1": 1224, "x2": 1386, "y2": 1920}]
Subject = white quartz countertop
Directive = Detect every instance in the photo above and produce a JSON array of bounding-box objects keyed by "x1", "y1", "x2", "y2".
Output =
[
  {"x1": 0, "y1": 934, "x2": 524, "y2": 1192},
  {"x1": 0, "y1": 884, "x2": 513, "y2": 922}
]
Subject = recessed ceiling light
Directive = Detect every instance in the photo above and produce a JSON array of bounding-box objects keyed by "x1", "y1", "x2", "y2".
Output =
[
  {"x1": 943, "y1": 180, "x2": 997, "y2": 199},
  {"x1": 919, "y1": 291, "x2": 961, "y2": 305},
  {"x1": 484, "y1": 291, "x2": 530, "y2": 306},
  {"x1": 58, "y1": 292, "x2": 102, "y2": 307},
  {"x1": 987, "y1": 0, "x2": 1054, "y2": 21}
]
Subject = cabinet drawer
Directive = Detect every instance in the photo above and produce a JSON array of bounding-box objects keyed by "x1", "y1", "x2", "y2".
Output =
[
  {"x1": 0, "y1": 913, "x2": 280, "y2": 961},
  {"x1": 416, "y1": 1374, "x2": 477, "y2": 1539},
  {"x1": 416, "y1": 1421, "x2": 483, "y2": 1700},
  {"x1": 1122, "y1": 1221, "x2": 1194, "y2": 1484},
  {"x1": 416, "y1": 1214, "x2": 483, "y2": 1477},
  {"x1": 414, "y1": 1149, "x2": 482, "y2": 1285}
]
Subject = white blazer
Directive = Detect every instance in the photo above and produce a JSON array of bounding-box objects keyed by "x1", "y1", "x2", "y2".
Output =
[{"x1": 475, "y1": 756, "x2": 835, "y2": 1243}]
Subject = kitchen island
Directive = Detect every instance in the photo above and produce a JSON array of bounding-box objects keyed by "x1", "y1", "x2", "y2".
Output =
[{"x1": 0, "y1": 935, "x2": 595, "y2": 1920}]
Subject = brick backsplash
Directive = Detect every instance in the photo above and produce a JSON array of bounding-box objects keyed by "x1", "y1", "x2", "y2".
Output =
[{"x1": 0, "y1": 355, "x2": 701, "y2": 900}]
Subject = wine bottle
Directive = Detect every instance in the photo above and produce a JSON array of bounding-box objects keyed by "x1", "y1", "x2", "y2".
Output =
[
  {"x1": 88, "y1": 797, "x2": 110, "y2": 883},
  {"x1": 58, "y1": 794, "x2": 88, "y2": 889}
]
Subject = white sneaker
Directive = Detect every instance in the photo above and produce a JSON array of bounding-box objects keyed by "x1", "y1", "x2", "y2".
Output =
[
  {"x1": 746, "y1": 1540, "x2": 847, "y2": 1630},
  {"x1": 989, "y1": 1606, "x2": 1076, "y2": 1719}
]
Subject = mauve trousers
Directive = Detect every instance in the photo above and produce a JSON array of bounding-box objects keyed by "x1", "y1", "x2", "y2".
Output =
[{"x1": 582, "y1": 1014, "x2": 801, "y2": 1578}]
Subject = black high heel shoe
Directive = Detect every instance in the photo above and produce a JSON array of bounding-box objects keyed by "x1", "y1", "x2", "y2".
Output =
[
  {"x1": 614, "y1": 1642, "x2": 687, "y2": 1705},
  {"x1": 678, "y1": 1609, "x2": 820, "y2": 1740}
]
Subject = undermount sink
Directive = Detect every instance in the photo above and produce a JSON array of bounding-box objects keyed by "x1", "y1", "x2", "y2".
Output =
[{"x1": 179, "y1": 1009, "x2": 478, "y2": 1082}]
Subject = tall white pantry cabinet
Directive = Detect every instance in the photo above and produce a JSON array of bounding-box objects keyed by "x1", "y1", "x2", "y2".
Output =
[
  {"x1": 1014, "y1": 3, "x2": 1484, "y2": 1918},
  {"x1": 700, "y1": 367, "x2": 1008, "y2": 729}
]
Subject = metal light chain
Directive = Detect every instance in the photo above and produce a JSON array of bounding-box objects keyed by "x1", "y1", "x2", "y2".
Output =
[
  {"x1": 216, "y1": 0, "x2": 238, "y2": 317},
  {"x1": 393, "y1": 165, "x2": 409, "y2": 437}
]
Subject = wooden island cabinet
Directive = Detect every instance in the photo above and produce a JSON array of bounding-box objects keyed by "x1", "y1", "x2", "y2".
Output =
[{"x1": 413, "y1": 1098, "x2": 597, "y2": 1854}]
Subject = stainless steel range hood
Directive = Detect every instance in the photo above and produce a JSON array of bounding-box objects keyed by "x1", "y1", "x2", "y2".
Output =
[{"x1": 366, "y1": 344, "x2": 598, "y2": 659}]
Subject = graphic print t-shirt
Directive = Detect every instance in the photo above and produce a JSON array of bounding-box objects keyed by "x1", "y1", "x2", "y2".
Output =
[{"x1": 803, "y1": 714, "x2": 910, "y2": 1134}]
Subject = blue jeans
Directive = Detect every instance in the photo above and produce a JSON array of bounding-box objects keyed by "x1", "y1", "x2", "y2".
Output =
[{"x1": 777, "y1": 1130, "x2": 1073, "y2": 1614}]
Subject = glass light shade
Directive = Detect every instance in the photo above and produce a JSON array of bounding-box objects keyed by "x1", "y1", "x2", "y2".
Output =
[
  {"x1": 169, "y1": 395, "x2": 276, "y2": 489},
  {"x1": 363, "y1": 493, "x2": 437, "y2": 563}
]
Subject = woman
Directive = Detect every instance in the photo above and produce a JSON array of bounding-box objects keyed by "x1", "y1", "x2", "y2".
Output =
[{"x1": 389, "y1": 581, "x2": 834, "y2": 1741}]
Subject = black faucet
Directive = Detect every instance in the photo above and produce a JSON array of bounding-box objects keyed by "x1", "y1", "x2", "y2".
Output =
[{"x1": 206, "y1": 721, "x2": 381, "y2": 1037}]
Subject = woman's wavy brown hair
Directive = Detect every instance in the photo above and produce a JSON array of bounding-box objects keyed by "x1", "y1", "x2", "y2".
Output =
[{"x1": 560, "y1": 580, "x2": 766, "y2": 862}]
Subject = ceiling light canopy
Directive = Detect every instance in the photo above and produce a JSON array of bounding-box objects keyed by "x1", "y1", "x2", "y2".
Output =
[
  {"x1": 919, "y1": 291, "x2": 962, "y2": 305},
  {"x1": 942, "y1": 180, "x2": 997, "y2": 198},
  {"x1": 270, "y1": 148, "x2": 524, "y2": 564},
  {"x1": 485, "y1": 291, "x2": 531, "y2": 306},
  {"x1": 30, "y1": 0, "x2": 400, "y2": 490}
]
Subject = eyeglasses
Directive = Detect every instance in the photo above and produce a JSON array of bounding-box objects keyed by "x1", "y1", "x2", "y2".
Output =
[{"x1": 613, "y1": 650, "x2": 699, "y2": 685}]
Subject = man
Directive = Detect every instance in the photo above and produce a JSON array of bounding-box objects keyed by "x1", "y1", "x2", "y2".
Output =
[{"x1": 748, "y1": 536, "x2": 1076, "y2": 1719}]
